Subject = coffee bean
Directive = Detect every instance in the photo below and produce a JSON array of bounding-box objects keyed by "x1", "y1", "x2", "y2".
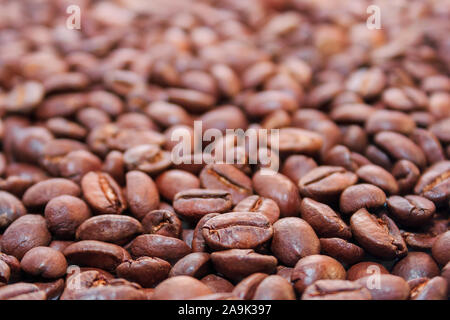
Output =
[
  {"x1": 45, "y1": 195, "x2": 92, "y2": 239},
  {"x1": 320, "y1": 238, "x2": 364, "y2": 265},
  {"x1": 76, "y1": 215, "x2": 143, "y2": 245},
  {"x1": 410, "y1": 277, "x2": 448, "y2": 300},
  {"x1": 128, "y1": 234, "x2": 191, "y2": 263},
  {"x1": 271, "y1": 217, "x2": 320, "y2": 267},
  {"x1": 201, "y1": 274, "x2": 234, "y2": 293},
  {"x1": 387, "y1": 195, "x2": 435, "y2": 227},
  {"x1": 365, "y1": 109, "x2": 416, "y2": 135},
  {"x1": 0, "y1": 191, "x2": 26, "y2": 229},
  {"x1": 169, "y1": 252, "x2": 211, "y2": 278},
  {"x1": 63, "y1": 240, "x2": 130, "y2": 271},
  {"x1": 116, "y1": 257, "x2": 171, "y2": 288},
  {"x1": 350, "y1": 209, "x2": 407, "y2": 260},
  {"x1": 253, "y1": 170, "x2": 301, "y2": 217},
  {"x1": 281, "y1": 155, "x2": 317, "y2": 184},
  {"x1": 340, "y1": 184, "x2": 386, "y2": 215},
  {"x1": 392, "y1": 160, "x2": 420, "y2": 194},
  {"x1": 156, "y1": 170, "x2": 200, "y2": 201},
  {"x1": 125, "y1": 171, "x2": 159, "y2": 220},
  {"x1": 414, "y1": 160, "x2": 450, "y2": 205},
  {"x1": 202, "y1": 212, "x2": 273, "y2": 250},
  {"x1": 1, "y1": 214, "x2": 51, "y2": 259},
  {"x1": 392, "y1": 252, "x2": 440, "y2": 281},
  {"x1": 299, "y1": 198, "x2": 351, "y2": 239},
  {"x1": 356, "y1": 164, "x2": 399, "y2": 195},
  {"x1": 252, "y1": 275, "x2": 295, "y2": 300},
  {"x1": 192, "y1": 213, "x2": 220, "y2": 252},
  {"x1": 302, "y1": 279, "x2": 372, "y2": 300},
  {"x1": 153, "y1": 276, "x2": 213, "y2": 300},
  {"x1": 346, "y1": 262, "x2": 389, "y2": 281},
  {"x1": 81, "y1": 171, "x2": 126, "y2": 215},
  {"x1": 173, "y1": 189, "x2": 232, "y2": 222},
  {"x1": 299, "y1": 166, "x2": 357, "y2": 202},
  {"x1": 22, "y1": 178, "x2": 81, "y2": 209},
  {"x1": 123, "y1": 144, "x2": 171, "y2": 176},
  {"x1": 431, "y1": 231, "x2": 450, "y2": 266},
  {"x1": 141, "y1": 209, "x2": 182, "y2": 238},
  {"x1": 233, "y1": 195, "x2": 280, "y2": 224},
  {"x1": 291, "y1": 255, "x2": 346, "y2": 294},
  {"x1": 211, "y1": 249, "x2": 277, "y2": 282},
  {"x1": 274, "y1": 128, "x2": 323, "y2": 155},
  {"x1": 20, "y1": 247, "x2": 67, "y2": 279}
]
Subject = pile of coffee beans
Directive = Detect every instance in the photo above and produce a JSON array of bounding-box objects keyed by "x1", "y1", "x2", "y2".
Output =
[{"x1": 0, "y1": 0, "x2": 449, "y2": 300}]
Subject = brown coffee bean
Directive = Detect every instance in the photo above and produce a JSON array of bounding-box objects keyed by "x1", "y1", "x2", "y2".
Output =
[
  {"x1": 0, "y1": 282, "x2": 41, "y2": 300},
  {"x1": 414, "y1": 160, "x2": 450, "y2": 205},
  {"x1": 200, "y1": 164, "x2": 253, "y2": 206},
  {"x1": 103, "y1": 151, "x2": 125, "y2": 186},
  {"x1": 0, "y1": 253, "x2": 21, "y2": 279},
  {"x1": 365, "y1": 109, "x2": 416, "y2": 135},
  {"x1": 291, "y1": 255, "x2": 346, "y2": 294},
  {"x1": 281, "y1": 155, "x2": 317, "y2": 184},
  {"x1": 202, "y1": 212, "x2": 273, "y2": 251},
  {"x1": 392, "y1": 160, "x2": 420, "y2": 194},
  {"x1": 392, "y1": 252, "x2": 440, "y2": 282},
  {"x1": 245, "y1": 91, "x2": 297, "y2": 117},
  {"x1": 152, "y1": 276, "x2": 213, "y2": 300},
  {"x1": 320, "y1": 238, "x2": 364, "y2": 265},
  {"x1": 330, "y1": 103, "x2": 375, "y2": 125},
  {"x1": 410, "y1": 276, "x2": 448, "y2": 300},
  {"x1": 169, "y1": 252, "x2": 211, "y2": 278},
  {"x1": 192, "y1": 213, "x2": 220, "y2": 252},
  {"x1": 128, "y1": 234, "x2": 191, "y2": 263},
  {"x1": 387, "y1": 195, "x2": 435, "y2": 227},
  {"x1": 340, "y1": 184, "x2": 386, "y2": 215},
  {"x1": 232, "y1": 273, "x2": 268, "y2": 300},
  {"x1": 271, "y1": 217, "x2": 320, "y2": 267},
  {"x1": 81, "y1": 171, "x2": 126, "y2": 215},
  {"x1": 298, "y1": 166, "x2": 358, "y2": 202},
  {"x1": 156, "y1": 170, "x2": 200, "y2": 201},
  {"x1": 145, "y1": 101, "x2": 192, "y2": 128},
  {"x1": 356, "y1": 164, "x2": 399, "y2": 195},
  {"x1": 173, "y1": 189, "x2": 233, "y2": 222},
  {"x1": 167, "y1": 88, "x2": 216, "y2": 113},
  {"x1": 123, "y1": 144, "x2": 171, "y2": 176},
  {"x1": 302, "y1": 279, "x2": 372, "y2": 300},
  {"x1": 350, "y1": 209, "x2": 407, "y2": 260},
  {"x1": 432, "y1": 231, "x2": 450, "y2": 266},
  {"x1": 382, "y1": 86, "x2": 428, "y2": 111},
  {"x1": 125, "y1": 170, "x2": 159, "y2": 220},
  {"x1": 252, "y1": 170, "x2": 301, "y2": 217},
  {"x1": 210, "y1": 64, "x2": 241, "y2": 98},
  {"x1": 87, "y1": 90, "x2": 124, "y2": 117},
  {"x1": 346, "y1": 67, "x2": 386, "y2": 99},
  {"x1": 0, "y1": 191, "x2": 26, "y2": 229},
  {"x1": 46, "y1": 117, "x2": 87, "y2": 140},
  {"x1": 142, "y1": 209, "x2": 182, "y2": 238},
  {"x1": 116, "y1": 257, "x2": 171, "y2": 288},
  {"x1": 273, "y1": 128, "x2": 323, "y2": 155},
  {"x1": 22, "y1": 178, "x2": 81, "y2": 209},
  {"x1": 20, "y1": 247, "x2": 67, "y2": 279},
  {"x1": 45, "y1": 195, "x2": 92, "y2": 239},
  {"x1": 201, "y1": 274, "x2": 234, "y2": 293},
  {"x1": 411, "y1": 128, "x2": 445, "y2": 165},
  {"x1": 346, "y1": 262, "x2": 389, "y2": 281},
  {"x1": 1, "y1": 214, "x2": 51, "y2": 259},
  {"x1": 252, "y1": 275, "x2": 295, "y2": 300},
  {"x1": 233, "y1": 195, "x2": 280, "y2": 224},
  {"x1": 49, "y1": 241, "x2": 74, "y2": 253},
  {"x1": 211, "y1": 249, "x2": 277, "y2": 282},
  {"x1": 0, "y1": 260, "x2": 11, "y2": 284},
  {"x1": 76, "y1": 215, "x2": 143, "y2": 245}
]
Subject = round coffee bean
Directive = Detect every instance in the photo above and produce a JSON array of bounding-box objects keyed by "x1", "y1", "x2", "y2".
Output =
[
  {"x1": 356, "y1": 165, "x2": 399, "y2": 195},
  {"x1": 392, "y1": 252, "x2": 440, "y2": 281},
  {"x1": 141, "y1": 209, "x2": 182, "y2": 238},
  {"x1": 116, "y1": 257, "x2": 171, "y2": 288},
  {"x1": 152, "y1": 276, "x2": 213, "y2": 300},
  {"x1": 410, "y1": 277, "x2": 448, "y2": 300},
  {"x1": 414, "y1": 160, "x2": 450, "y2": 205},
  {"x1": 431, "y1": 231, "x2": 450, "y2": 266},
  {"x1": 386, "y1": 195, "x2": 435, "y2": 227},
  {"x1": 156, "y1": 170, "x2": 200, "y2": 201},
  {"x1": 356, "y1": 274, "x2": 410, "y2": 300},
  {"x1": 20, "y1": 247, "x2": 67, "y2": 279},
  {"x1": 340, "y1": 184, "x2": 386, "y2": 215},
  {"x1": 22, "y1": 178, "x2": 81, "y2": 209},
  {"x1": 0, "y1": 191, "x2": 26, "y2": 229},
  {"x1": 302, "y1": 279, "x2": 371, "y2": 300},
  {"x1": 128, "y1": 234, "x2": 191, "y2": 263},
  {"x1": 125, "y1": 171, "x2": 159, "y2": 220},
  {"x1": 252, "y1": 275, "x2": 295, "y2": 300},
  {"x1": 201, "y1": 275, "x2": 234, "y2": 293},
  {"x1": 233, "y1": 195, "x2": 280, "y2": 224},
  {"x1": 346, "y1": 262, "x2": 389, "y2": 281},
  {"x1": 169, "y1": 253, "x2": 211, "y2": 278},
  {"x1": 319, "y1": 238, "x2": 364, "y2": 265}
]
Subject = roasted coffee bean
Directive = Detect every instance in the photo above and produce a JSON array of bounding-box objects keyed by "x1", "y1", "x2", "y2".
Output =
[
  {"x1": 0, "y1": 282, "x2": 41, "y2": 300},
  {"x1": 45, "y1": 195, "x2": 92, "y2": 239},
  {"x1": 156, "y1": 170, "x2": 200, "y2": 202},
  {"x1": 201, "y1": 274, "x2": 234, "y2": 293},
  {"x1": 211, "y1": 249, "x2": 277, "y2": 282},
  {"x1": 320, "y1": 238, "x2": 364, "y2": 265},
  {"x1": 233, "y1": 195, "x2": 280, "y2": 224},
  {"x1": 49, "y1": 241, "x2": 74, "y2": 253},
  {"x1": 103, "y1": 151, "x2": 125, "y2": 186},
  {"x1": 81, "y1": 171, "x2": 126, "y2": 215},
  {"x1": 0, "y1": 260, "x2": 11, "y2": 284},
  {"x1": 431, "y1": 231, "x2": 450, "y2": 266},
  {"x1": 392, "y1": 252, "x2": 440, "y2": 281},
  {"x1": 125, "y1": 171, "x2": 159, "y2": 220},
  {"x1": 298, "y1": 166, "x2": 358, "y2": 202},
  {"x1": 22, "y1": 178, "x2": 81, "y2": 209},
  {"x1": 356, "y1": 165, "x2": 399, "y2": 195},
  {"x1": 245, "y1": 91, "x2": 297, "y2": 117},
  {"x1": 233, "y1": 273, "x2": 269, "y2": 300},
  {"x1": 202, "y1": 212, "x2": 273, "y2": 250},
  {"x1": 302, "y1": 280, "x2": 372, "y2": 300},
  {"x1": 123, "y1": 144, "x2": 171, "y2": 176},
  {"x1": 273, "y1": 128, "x2": 323, "y2": 155},
  {"x1": 63, "y1": 240, "x2": 130, "y2": 271},
  {"x1": 299, "y1": 198, "x2": 351, "y2": 239},
  {"x1": 350, "y1": 209, "x2": 407, "y2": 260},
  {"x1": 0, "y1": 191, "x2": 26, "y2": 229},
  {"x1": 4, "y1": 81, "x2": 45, "y2": 113},
  {"x1": 365, "y1": 110, "x2": 416, "y2": 135},
  {"x1": 340, "y1": 184, "x2": 386, "y2": 215},
  {"x1": 414, "y1": 160, "x2": 450, "y2": 205},
  {"x1": 173, "y1": 189, "x2": 232, "y2": 222},
  {"x1": 281, "y1": 155, "x2": 317, "y2": 184},
  {"x1": 356, "y1": 274, "x2": 410, "y2": 300},
  {"x1": 382, "y1": 86, "x2": 427, "y2": 111},
  {"x1": 76, "y1": 215, "x2": 143, "y2": 245},
  {"x1": 116, "y1": 257, "x2": 171, "y2": 288},
  {"x1": 291, "y1": 255, "x2": 346, "y2": 294},
  {"x1": 146, "y1": 101, "x2": 192, "y2": 128},
  {"x1": 192, "y1": 213, "x2": 220, "y2": 252},
  {"x1": 253, "y1": 170, "x2": 301, "y2": 217},
  {"x1": 200, "y1": 164, "x2": 252, "y2": 205},
  {"x1": 411, "y1": 128, "x2": 445, "y2": 164},
  {"x1": 410, "y1": 277, "x2": 448, "y2": 300},
  {"x1": 142, "y1": 209, "x2": 182, "y2": 238},
  {"x1": 252, "y1": 275, "x2": 295, "y2": 300},
  {"x1": 341, "y1": 125, "x2": 368, "y2": 154},
  {"x1": 346, "y1": 262, "x2": 389, "y2": 281},
  {"x1": 20, "y1": 247, "x2": 67, "y2": 279},
  {"x1": 169, "y1": 253, "x2": 211, "y2": 278},
  {"x1": 152, "y1": 276, "x2": 213, "y2": 300},
  {"x1": 128, "y1": 234, "x2": 191, "y2": 263},
  {"x1": 0, "y1": 253, "x2": 21, "y2": 279},
  {"x1": 1, "y1": 214, "x2": 51, "y2": 259},
  {"x1": 271, "y1": 217, "x2": 320, "y2": 267},
  {"x1": 392, "y1": 160, "x2": 420, "y2": 194},
  {"x1": 387, "y1": 195, "x2": 435, "y2": 227}
]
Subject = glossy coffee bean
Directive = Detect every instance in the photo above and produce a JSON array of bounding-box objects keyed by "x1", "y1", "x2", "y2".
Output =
[
  {"x1": 152, "y1": 276, "x2": 213, "y2": 300},
  {"x1": 392, "y1": 252, "x2": 440, "y2": 281},
  {"x1": 155, "y1": 170, "x2": 200, "y2": 201},
  {"x1": 233, "y1": 195, "x2": 280, "y2": 224},
  {"x1": 414, "y1": 161, "x2": 450, "y2": 205},
  {"x1": 320, "y1": 238, "x2": 364, "y2": 265},
  {"x1": 410, "y1": 277, "x2": 448, "y2": 300},
  {"x1": 0, "y1": 191, "x2": 26, "y2": 229},
  {"x1": 302, "y1": 280, "x2": 371, "y2": 300},
  {"x1": 20, "y1": 247, "x2": 67, "y2": 279},
  {"x1": 22, "y1": 178, "x2": 80, "y2": 209},
  {"x1": 169, "y1": 253, "x2": 211, "y2": 278},
  {"x1": 141, "y1": 209, "x2": 182, "y2": 238},
  {"x1": 346, "y1": 262, "x2": 389, "y2": 281},
  {"x1": 340, "y1": 184, "x2": 386, "y2": 215},
  {"x1": 127, "y1": 234, "x2": 191, "y2": 263},
  {"x1": 125, "y1": 171, "x2": 159, "y2": 220},
  {"x1": 201, "y1": 275, "x2": 234, "y2": 293},
  {"x1": 116, "y1": 257, "x2": 171, "y2": 288},
  {"x1": 252, "y1": 275, "x2": 295, "y2": 300},
  {"x1": 386, "y1": 195, "x2": 435, "y2": 227},
  {"x1": 356, "y1": 165, "x2": 399, "y2": 195},
  {"x1": 432, "y1": 231, "x2": 450, "y2": 266}
]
